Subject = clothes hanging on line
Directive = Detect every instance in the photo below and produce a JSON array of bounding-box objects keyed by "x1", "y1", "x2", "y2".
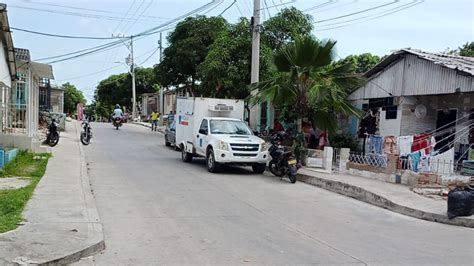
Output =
[
  {"x1": 398, "y1": 136, "x2": 413, "y2": 156},
  {"x1": 384, "y1": 136, "x2": 397, "y2": 154},
  {"x1": 368, "y1": 135, "x2": 384, "y2": 154},
  {"x1": 412, "y1": 133, "x2": 430, "y2": 154},
  {"x1": 408, "y1": 151, "x2": 421, "y2": 171}
]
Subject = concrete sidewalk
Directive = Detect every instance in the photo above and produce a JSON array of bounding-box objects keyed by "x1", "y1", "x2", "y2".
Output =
[
  {"x1": 298, "y1": 168, "x2": 474, "y2": 228},
  {"x1": 0, "y1": 121, "x2": 104, "y2": 265}
]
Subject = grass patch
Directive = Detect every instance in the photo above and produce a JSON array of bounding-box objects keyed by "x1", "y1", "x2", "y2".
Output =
[{"x1": 0, "y1": 150, "x2": 50, "y2": 233}]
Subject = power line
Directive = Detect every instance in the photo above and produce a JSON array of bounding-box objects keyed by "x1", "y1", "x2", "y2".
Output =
[
  {"x1": 138, "y1": 47, "x2": 160, "y2": 65},
  {"x1": 32, "y1": 1, "x2": 222, "y2": 65},
  {"x1": 10, "y1": 27, "x2": 125, "y2": 40},
  {"x1": 304, "y1": 1, "x2": 337, "y2": 12},
  {"x1": 235, "y1": 0, "x2": 245, "y2": 17},
  {"x1": 313, "y1": 0, "x2": 359, "y2": 14},
  {"x1": 113, "y1": 0, "x2": 138, "y2": 34},
  {"x1": 219, "y1": 0, "x2": 237, "y2": 16},
  {"x1": 263, "y1": 0, "x2": 273, "y2": 19},
  {"x1": 316, "y1": 0, "x2": 424, "y2": 30},
  {"x1": 121, "y1": 0, "x2": 147, "y2": 34},
  {"x1": 19, "y1": 0, "x2": 170, "y2": 20},
  {"x1": 55, "y1": 64, "x2": 125, "y2": 82},
  {"x1": 9, "y1": 4, "x2": 165, "y2": 24},
  {"x1": 314, "y1": 0, "x2": 400, "y2": 23},
  {"x1": 317, "y1": 0, "x2": 420, "y2": 27}
]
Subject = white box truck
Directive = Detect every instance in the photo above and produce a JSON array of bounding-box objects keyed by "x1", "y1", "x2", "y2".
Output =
[{"x1": 175, "y1": 97, "x2": 269, "y2": 173}]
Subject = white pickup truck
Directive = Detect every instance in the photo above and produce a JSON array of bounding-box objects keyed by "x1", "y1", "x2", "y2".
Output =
[{"x1": 175, "y1": 97, "x2": 269, "y2": 173}]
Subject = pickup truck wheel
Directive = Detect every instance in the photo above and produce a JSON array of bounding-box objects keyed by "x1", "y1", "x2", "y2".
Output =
[
  {"x1": 206, "y1": 148, "x2": 220, "y2": 173},
  {"x1": 181, "y1": 145, "x2": 193, "y2": 162},
  {"x1": 252, "y1": 163, "x2": 266, "y2": 174}
]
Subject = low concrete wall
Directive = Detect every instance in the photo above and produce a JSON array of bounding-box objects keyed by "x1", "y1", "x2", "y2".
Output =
[
  {"x1": 0, "y1": 134, "x2": 33, "y2": 150},
  {"x1": 297, "y1": 173, "x2": 474, "y2": 228}
]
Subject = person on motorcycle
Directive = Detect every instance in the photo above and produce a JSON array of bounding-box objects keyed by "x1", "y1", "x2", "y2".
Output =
[{"x1": 112, "y1": 104, "x2": 124, "y2": 120}]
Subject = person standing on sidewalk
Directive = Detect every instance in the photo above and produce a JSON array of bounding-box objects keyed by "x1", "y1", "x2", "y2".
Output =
[{"x1": 150, "y1": 110, "x2": 160, "y2": 131}]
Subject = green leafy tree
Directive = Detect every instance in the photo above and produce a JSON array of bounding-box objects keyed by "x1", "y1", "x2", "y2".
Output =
[
  {"x1": 336, "y1": 53, "x2": 381, "y2": 74},
  {"x1": 448, "y1": 42, "x2": 474, "y2": 57},
  {"x1": 198, "y1": 18, "x2": 273, "y2": 98},
  {"x1": 252, "y1": 36, "x2": 365, "y2": 134},
  {"x1": 94, "y1": 67, "x2": 157, "y2": 112},
  {"x1": 262, "y1": 7, "x2": 313, "y2": 51},
  {"x1": 154, "y1": 16, "x2": 228, "y2": 95},
  {"x1": 63, "y1": 82, "x2": 86, "y2": 115}
]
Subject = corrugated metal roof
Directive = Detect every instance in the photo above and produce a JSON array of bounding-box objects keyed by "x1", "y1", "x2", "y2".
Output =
[
  {"x1": 366, "y1": 48, "x2": 474, "y2": 77},
  {"x1": 349, "y1": 49, "x2": 474, "y2": 100},
  {"x1": 15, "y1": 48, "x2": 30, "y2": 62},
  {"x1": 31, "y1": 62, "x2": 54, "y2": 79}
]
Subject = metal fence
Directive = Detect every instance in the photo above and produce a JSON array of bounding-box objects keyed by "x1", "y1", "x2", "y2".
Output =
[
  {"x1": 348, "y1": 152, "x2": 388, "y2": 168},
  {"x1": 0, "y1": 103, "x2": 27, "y2": 134}
]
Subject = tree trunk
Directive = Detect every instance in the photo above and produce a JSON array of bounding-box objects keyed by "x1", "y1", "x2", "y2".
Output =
[{"x1": 297, "y1": 118, "x2": 302, "y2": 133}]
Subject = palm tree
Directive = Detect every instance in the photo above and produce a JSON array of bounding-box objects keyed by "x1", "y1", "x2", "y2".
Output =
[{"x1": 252, "y1": 36, "x2": 365, "y2": 134}]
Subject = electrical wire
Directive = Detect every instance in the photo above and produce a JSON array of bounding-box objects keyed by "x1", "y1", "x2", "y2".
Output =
[
  {"x1": 304, "y1": 1, "x2": 337, "y2": 12},
  {"x1": 316, "y1": 0, "x2": 424, "y2": 30},
  {"x1": 317, "y1": 0, "x2": 421, "y2": 28},
  {"x1": 121, "y1": 0, "x2": 147, "y2": 34},
  {"x1": 17, "y1": 0, "x2": 170, "y2": 20},
  {"x1": 314, "y1": 0, "x2": 399, "y2": 24},
  {"x1": 219, "y1": 1, "x2": 237, "y2": 16},
  {"x1": 263, "y1": 0, "x2": 273, "y2": 19},
  {"x1": 138, "y1": 47, "x2": 160, "y2": 65},
  {"x1": 235, "y1": 1, "x2": 245, "y2": 17},
  {"x1": 32, "y1": 1, "x2": 221, "y2": 64},
  {"x1": 8, "y1": 4, "x2": 165, "y2": 24},
  {"x1": 10, "y1": 27, "x2": 125, "y2": 40},
  {"x1": 113, "y1": 0, "x2": 138, "y2": 33}
]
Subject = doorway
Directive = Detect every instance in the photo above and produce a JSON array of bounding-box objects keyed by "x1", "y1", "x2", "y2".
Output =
[{"x1": 435, "y1": 109, "x2": 457, "y2": 153}]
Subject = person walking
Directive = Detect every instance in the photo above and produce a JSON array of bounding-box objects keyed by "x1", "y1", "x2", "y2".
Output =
[{"x1": 150, "y1": 110, "x2": 160, "y2": 131}]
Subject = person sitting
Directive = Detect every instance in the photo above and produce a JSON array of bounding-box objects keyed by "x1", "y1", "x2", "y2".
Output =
[{"x1": 273, "y1": 119, "x2": 285, "y2": 132}]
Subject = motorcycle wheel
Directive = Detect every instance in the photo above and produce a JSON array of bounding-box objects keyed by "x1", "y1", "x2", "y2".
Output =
[
  {"x1": 48, "y1": 132, "x2": 59, "y2": 147},
  {"x1": 268, "y1": 161, "x2": 285, "y2": 177},
  {"x1": 80, "y1": 132, "x2": 90, "y2": 145},
  {"x1": 288, "y1": 165, "x2": 298, "y2": 184},
  {"x1": 116, "y1": 124, "x2": 119, "y2": 130}
]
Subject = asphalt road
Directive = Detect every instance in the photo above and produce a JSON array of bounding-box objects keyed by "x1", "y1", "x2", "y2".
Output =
[{"x1": 77, "y1": 122, "x2": 474, "y2": 265}]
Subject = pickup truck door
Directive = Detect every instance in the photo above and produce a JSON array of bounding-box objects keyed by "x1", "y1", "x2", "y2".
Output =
[{"x1": 195, "y1": 119, "x2": 209, "y2": 156}]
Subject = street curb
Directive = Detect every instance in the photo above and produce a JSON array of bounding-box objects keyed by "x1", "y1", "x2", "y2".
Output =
[
  {"x1": 47, "y1": 121, "x2": 106, "y2": 264},
  {"x1": 131, "y1": 122, "x2": 165, "y2": 134},
  {"x1": 297, "y1": 173, "x2": 474, "y2": 228}
]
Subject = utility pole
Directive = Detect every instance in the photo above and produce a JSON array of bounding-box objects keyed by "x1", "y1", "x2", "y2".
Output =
[
  {"x1": 126, "y1": 36, "x2": 137, "y2": 121},
  {"x1": 249, "y1": 0, "x2": 261, "y2": 131},
  {"x1": 159, "y1": 32, "x2": 164, "y2": 116}
]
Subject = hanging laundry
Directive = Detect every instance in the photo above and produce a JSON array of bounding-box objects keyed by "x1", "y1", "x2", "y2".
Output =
[
  {"x1": 397, "y1": 136, "x2": 413, "y2": 156},
  {"x1": 368, "y1": 135, "x2": 384, "y2": 154},
  {"x1": 408, "y1": 151, "x2": 421, "y2": 172},
  {"x1": 412, "y1": 133, "x2": 430, "y2": 154},
  {"x1": 384, "y1": 136, "x2": 397, "y2": 154},
  {"x1": 430, "y1": 148, "x2": 454, "y2": 174}
]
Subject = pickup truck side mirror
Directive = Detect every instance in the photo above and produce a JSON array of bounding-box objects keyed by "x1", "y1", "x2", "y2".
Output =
[{"x1": 199, "y1": 128, "x2": 208, "y2": 135}]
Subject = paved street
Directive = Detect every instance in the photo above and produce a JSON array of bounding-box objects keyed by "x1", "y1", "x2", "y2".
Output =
[{"x1": 80, "y1": 123, "x2": 474, "y2": 265}]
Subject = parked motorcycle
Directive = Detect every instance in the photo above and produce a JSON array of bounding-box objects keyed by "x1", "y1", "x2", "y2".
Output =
[
  {"x1": 113, "y1": 117, "x2": 122, "y2": 130},
  {"x1": 80, "y1": 120, "x2": 92, "y2": 145},
  {"x1": 268, "y1": 132, "x2": 298, "y2": 183},
  {"x1": 45, "y1": 114, "x2": 60, "y2": 147}
]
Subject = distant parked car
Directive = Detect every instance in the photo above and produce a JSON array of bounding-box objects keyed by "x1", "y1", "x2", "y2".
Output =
[{"x1": 164, "y1": 120, "x2": 176, "y2": 148}]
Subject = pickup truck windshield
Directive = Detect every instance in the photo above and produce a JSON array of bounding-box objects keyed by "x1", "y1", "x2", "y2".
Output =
[{"x1": 210, "y1": 120, "x2": 252, "y2": 135}]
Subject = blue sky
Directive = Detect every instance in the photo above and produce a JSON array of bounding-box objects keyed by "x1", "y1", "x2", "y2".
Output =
[{"x1": 6, "y1": 0, "x2": 474, "y2": 102}]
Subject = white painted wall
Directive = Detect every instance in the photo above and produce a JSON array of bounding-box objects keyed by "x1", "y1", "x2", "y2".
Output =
[
  {"x1": 378, "y1": 108, "x2": 402, "y2": 137},
  {"x1": 0, "y1": 39, "x2": 11, "y2": 88}
]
